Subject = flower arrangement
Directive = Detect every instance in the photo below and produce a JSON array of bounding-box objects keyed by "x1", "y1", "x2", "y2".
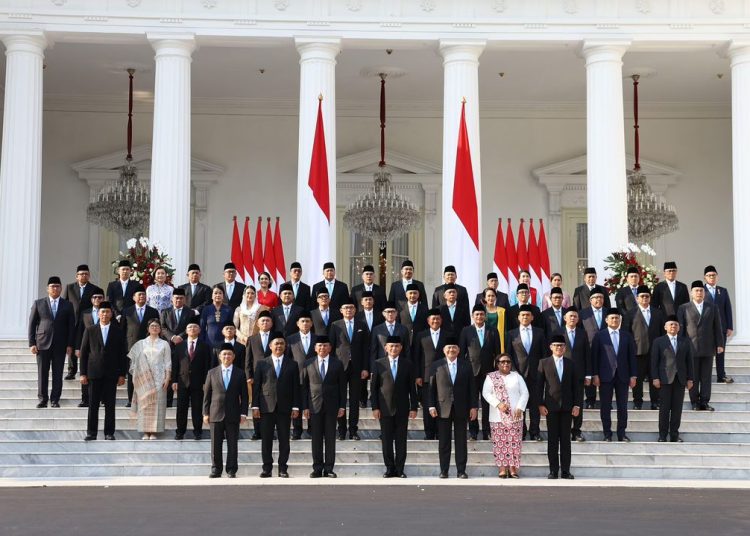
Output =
[
  {"x1": 112, "y1": 237, "x2": 175, "y2": 287},
  {"x1": 603, "y1": 243, "x2": 659, "y2": 295}
]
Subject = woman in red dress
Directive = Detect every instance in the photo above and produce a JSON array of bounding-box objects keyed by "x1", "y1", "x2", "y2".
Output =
[{"x1": 256, "y1": 271, "x2": 279, "y2": 308}]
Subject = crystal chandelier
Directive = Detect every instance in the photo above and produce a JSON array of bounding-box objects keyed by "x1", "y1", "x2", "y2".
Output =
[
  {"x1": 343, "y1": 73, "x2": 420, "y2": 244},
  {"x1": 87, "y1": 68, "x2": 150, "y2": 236},
  {"x1": 627, "y1": 74, "x2": 678, "y2": 243}
]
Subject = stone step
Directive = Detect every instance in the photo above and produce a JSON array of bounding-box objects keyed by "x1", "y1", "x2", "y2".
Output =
[{"x1": 0, "y1": 341, "x2": 30, "y2": 350}]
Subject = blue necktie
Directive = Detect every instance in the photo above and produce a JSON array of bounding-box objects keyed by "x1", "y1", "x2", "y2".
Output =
[
  {"x1": 449, "y1": 305, "x2": 455, "y2": 320},
  {"x1": 569, "y1": 330, "x2": 575, "y2": 348},
  {"x1": 391, "y1": 359, "x2": 397, "y2": 380},
  {"x1": 555, "y1": 309, "x2": 561, "y2": 326},
  {"x1": 323, "y1": 310, "x2": 329, "y2": 326},
  {"x1": 632, "y1": 287, "x2": 637, "y2": 298},
  {"x1": 138, "y1": 307, "x2": 143, "y2": 322},
  {"x1": 556, "y1": 359, "x2": 564, "y2": 381},
  {"x1": 320, "y1": 360, "x2": 326, "y2": 380},
  {"x1": 51, "y1": 300, "x2": 57, "y2": 319},
  {"x1": 410, "y1": 305, "x2": 416, "y2": 321},
  {"x1": 477, "y1": 327, "x2": 484, "y2": 348},
  {"x1": 93, "y1": 310, "x2": 99, "y2": 325},
  {"x1": 347, "y1": 321, "x2": 353, "y2": 341},
  {"x1": 611, "y1": 331, "x2": 619, "y2": 354},
  {"x1": 449, "y1": 361, "x2": 457, "y2": 384},
  {"x1": 522, "y1": 328, "x2": 531, "y2": 353},
  {"x1": 223, "y1": 368, "x2": 230, "y2": 389},
  {"x1": 275, "y1": 358, "x2": 281, "y2": 378}
]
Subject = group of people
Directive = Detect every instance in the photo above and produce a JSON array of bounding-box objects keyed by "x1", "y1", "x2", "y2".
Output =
[{"x1": 27, "y1": 256, "x2": 733, "y2": 479}]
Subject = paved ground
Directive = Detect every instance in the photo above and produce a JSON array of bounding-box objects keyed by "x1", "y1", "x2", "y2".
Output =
[{"x1": 0, "y1": 486, "x2": 748, "y2": 535}]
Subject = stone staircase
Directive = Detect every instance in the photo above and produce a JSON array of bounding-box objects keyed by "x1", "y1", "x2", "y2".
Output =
[{"x1": 1, "y1": 339, "x2": 750, "y2": 480}]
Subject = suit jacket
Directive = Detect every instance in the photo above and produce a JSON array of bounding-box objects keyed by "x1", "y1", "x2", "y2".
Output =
[
  {"x1": 285, "y1": 280, "x2": 312, "y2": 311},
  {"x1": 350, "y1": 283, "x2": 387, "y2": 312},
  {"x1": 178, "y1": 282, "x2": 212, "y2": 313},
  {"x1": 622, "y1": 306, "x2": 666, "y2": 356},
  {"x1": 370, "y1": 322, "x2": 411, "y2": 371},
  {"x1": 388, "y1": 279, "x2": 428, "y2": 309},
  {"x1": 475, "y1": 289, "x2": 511, "y2": 310},
  {"x1": 677, "y1": 301, "x2": 724, "y2": 357},
  {"x1": 572, "y1": 284, "x2": 609, "y2": 311},
  {"x1": 370, "y1": 356, "x2": 418, "y2": 416},
  {"x1": 427, "y1": 357, "x2": 477, "y2": 418},
  {"x1": 354, "y1": 309, "x2": 384, "y2": 334},
  {"x1": 202, "y1": 365, "x2": 249, "y2": 423},
  {"x1": 397, "y1": 301, "x2": 429, "y2": 344},
  {"x1": 439, "y1": 302, "x2": 471, "y2": 335},
  {"x1": 563, "y1": 326, "x2": 591, "y2": 379},
  {"x1": 79, "y1": 323, "x2": 127, "y2": 380},
  {"x1": 245, "y1": 331, "x2": 273, "y2": 380},
  {"x1": 591, "y1": 329, "x2": 637, "y2": 383},
  {"x1": 310, "y1": 307, "x2": 342, "y2": 337},
  {"x1": 329, "y1": 318, "x2": 368, "y2": 373},
  {"x1": 216, "y1": 281, "x2": 246, "y2": 312},
  {"x1": 651, "y1": 334, "x2": 695, "y2": 385},
  {"x1": 507, "y1": 326, "x2": 546, "y2": 384},
  {"x1": 160, "y1": 307, "x2": 192, "y2": 343},
  {"x1": 106, "y1": 279, "x2": 145, "y2": 315},
  {"x1": 704, "y1": 284, "x2": 733, "y2": 334},
  {"x1": 120, "y1": 304, "x2": 160, "y2": 350},
  {"x1": 615, "y1": 286, "x2": 639, "y2": 314},
  {"x1": 62, "y1": 282, "x2": 104, "y2": 323},
  {"x1": 311, "y1": 279, "x2": 350, "y2": 311},
  {"x1": 459, "y1": 324, "x2": 501, "y2": 377},
  {"x1": 432, "y1": 283, "x2": 470, "y2": 310},
  {"x1": 507, "y1": 303, "x2": 543, "y2": 331},
  {"x1": 211, "y1": 339, "x2": 246, "y2": 371},
  {"x1": 301, "y1": 356, "x2": 347, "y2": 415},
  {"x1": 271, "y1": 304, "x2": 304, "y2": 337},
  {"x1": 285, "y1": 331, "x2": 317, "y2": 383},
  {"x1": 251, "y1": 355, "x2": 301, "y2": 414},
  {"x1": 412, "y1": 328, "x2": 449, "y2": 381},
  {"x1": 579, "y1": 307, "x2": 607, "y2": 348},
  {"x1": 536, "y1": 356, "x2": 582, "y2": 411},
  {"x1": 541, "y1": 307, "x2": 567, "y2": 344},
  {"x1": 652, "y1": 280, "x2": 690, "y2": 317},
  {"x1": 28, "y1": 297, "x2": 75, "y2": 351},
  {"x1": 172, "y1": 338, "x2": 212, "y2": 388},
  {"x1": 75, "y1": 307, "x2": 107, "y2": 350}
]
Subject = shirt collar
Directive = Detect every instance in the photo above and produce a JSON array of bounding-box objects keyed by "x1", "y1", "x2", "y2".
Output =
[
  {"x1": 609, "y1": 329, "x2": 619, "y2": 335},
  {"x1": 221, "y1": 364, "x2": 233, "y2": 373}
]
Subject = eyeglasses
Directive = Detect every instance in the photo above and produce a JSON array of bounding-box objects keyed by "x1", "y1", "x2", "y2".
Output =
[{"x1": 499, "y1": 360, "x2": 512, "y2": 364}]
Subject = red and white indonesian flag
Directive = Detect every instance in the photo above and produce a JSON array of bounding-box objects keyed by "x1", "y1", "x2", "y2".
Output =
[
  {"x1": 263, "y1": 218, "x2": 277, "y2": 292},
  {"x1": 492, "y1": 218, "x2": 510, "y2": 294},
  {"x1": 528, "y1": 219, "x2": 543, "y2": 305},
  {"x1": 231, "y1": 217, "x2": 245, "y2": 284},
  {"x1": 273, "y1": 217, "x2": 287, "y2": 288},
  {"x1": 241, "y1": 216, "x2": 255, "y2": 286},
  {"x1": 539, "y1": 219, "x2": 552, "y2": 297}
]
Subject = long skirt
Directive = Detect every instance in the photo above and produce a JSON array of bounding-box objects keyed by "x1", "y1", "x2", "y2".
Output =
[
  {"x1": 135, "y1": 386, "x2": 168, "y2": 433},
  {"x1": 490, "y1": 420, "x2": 523, "y2": 468}
]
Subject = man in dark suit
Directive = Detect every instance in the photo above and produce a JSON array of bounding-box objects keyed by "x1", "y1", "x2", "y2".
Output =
[
  {"x1": 678, "y1": 281, "x2": 724, "y2": 411},
  {"x1": 388, "y1": 259, "x2": 428, "y2": 309},
  {"x1": 397, "y1": 283, "x2": 428, "y2": 344},
  {"x1": 541, "y1": 286, "x2": 567, "y2": 346},
  {"x1": 329, "y1": 299, "x2": 368, "y2": 440},
  {"x1": 622, "y1": 285, "x2": 665, "y2": 410},
  {"x1": 651, "y1": 316, "x2": 695, "y2": 442},
  {"x1": 79, "y1": 301, "x2": 127, "y2": 441},
  {"x1": 160, "y1": 287, "x2": 191, "y2": 408},
  {"x1": 507, "y1": 304, "x2": 546, "y2": 440},
  {"x1": 370, "y1": 302, "x2": 411, "y2": 371},
  {"x1": 311, "y1": 262, "x2": 350, "y2": 312},
  {"x1": 614, "y1": 266, "x2": 641, "y2": 314},
  {"x1": 310, "y1": 288, "x2": 342, "y2": 337},
  {"x1": 302, "y1": 336, "x2": 346, "y2": 478},
  {"x1": 413, "y1": 309, "x2": 448, "y2": 440},
  {"x1": 172, "y1": 317, "x2": 212, "y2": 440},
  {"x1": 561, "y1": 307, "x2": 590, "y2": 441},
  {"x1": 507, "y1": 284, "x2": 543, "y2": 330},
  {"x1": 245, "y1": 310, "x2": 273, "y2": 439},
  {"x1": 62, "y1": 264, "x2": 103, "y2": 379},
  {"x1": 703, "y1": 265, "x2": 734, "y2": 384},
  {"x1": 350, "y1": 264, "x2": 387, "y2": 312},
  {"x1": 439, "y1": 284, "x2": 471, "y2": 335},
  {"x1": 572, "y1": 267, "x2": 608, "y2": 310},
  {"x1": 427, "y1": 336, "x2": 478, "y2": 478},
  {"x1": 652, "y1": 261, "x2": 689, "y2": 317},
  {"x1": 252, "y1": 332, "x2": 301, "y2": 478},
  {"x1": 432, "y1": 265, "x2": 470, "y2": 311},
  {"x1": 106, "y1": 260, "x2": 145, "y2": 316},
  {"x1": 271, "y1": 283, "x2": 304, "y2": 337},
  {"x1": 579, "y1": 289, "x2": 608, "y2": 409},
  {"x1": 28, "y1": 276, "x2": 76, "y2": 408},
  {"x1": 74, "y1": 291, "x2": 106, "y2": 407},
  {"x1": 537, "y1": 334, "x2": 582, "y2": 479},
  {"x1": 460, "y1": 305, "x2": 501, "y2": 440},
  {"x1": 371, "y1": 336, "x2": 418, "y2": 478},
  {"x1": 203, "y1": 343, "x2": 249, "y2": 478},
  {"x1": 120, "y1": 290, "x2": 159, "y2": 406},
  {"x1": 286, "y1": 312, "x2": 317, "y2": 439},
  {"x1": 474, "y1": 272, "x2": 511, "y2": 309},
  {"x1": 179, "y1": 263, "x2": 212, "y2": 313},
  {"x1": 286, "y1": 261, "x2": 312, "y2": 311},
  {"x1": 355, "y1": 290, "x2": 381, "y2": 409},
  {"x1": 215, "y1": 262, "x2": 246, "y2": 313},
  {"x1": 591, "y1": 308, "x2": 637, "y2": 442},
  {"x1": 212, "y1": 322, "x2": 246, "y2": 373}
]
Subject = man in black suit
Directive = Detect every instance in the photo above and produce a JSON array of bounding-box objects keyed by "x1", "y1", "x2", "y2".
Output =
[
  {"x1": 579, "y1": 289, "x2": 607, "y2": 409},
  {"x1": 28, "y1": 276, "x2": 76, "y2": 408},
  {"x1": 371, "y1": 336, "x2": 418, "y2": 478},
  {"x1": 507, "y1": 304, "x2": 546, "y2": 440},
  {"x1": 622, "y1": 285, "x2": 665, "y2": 410},
  {"x1": 310, "y1": 288, "x2": 342, "y2": 337},
  {"x1": 678, "y1": 281, "x2": 724, "y2": 411},
  {"x1": 541, "y1": 286, "x2": 567, "y2": 346},
  {"x1": 286, "y1": 312, "x2": 317, "y2": 439},
  {"x1": 179, "y1": 263, "x2": 212, "y2": 313},
  {"x1": 474, "y1": 272, "x2": 511, "y2": 309},
  {"x1": 74, "y1": 291, "x2": 106, "y2": 407},
  {"x1": 537, "y1": 334, "x2": 582, "y2": 479},
  {"x1": 572, "y1": 267, "x2": 608, "y2": 310},
  {"x1": 120, "y1": 290, "x2": 159, "y2": 406},
  {"x1": 652, "y1": 261, "x2": 689, "y2": 317},
  {"x1": 161, "y1": 287, "x2": 191, "y2": 408},
  {"x1": 203, "y1": 344, "x2": 249, "y2": 478},
  {"x1": 330, "y1": 299, "x2": 369, "y2": 440},
  {"x1": 460, "y1": 305, "x2": 501, "y2": 440},
  {"x1": 62, "y1": 264, "x2": 103, "y2": 379},
  {"x1": 106, "y1": 260, "x2": 145, "y2": 316},
  {"x1": 271, "y1": 283, "x2": 304, "y2": 337},
  {"x1": 245, "y1": 310, "x2": 273, "y2": 439},
  {"x1": 704, "y1": 265, "x2": 734, "y2": 384},
  {"x1": 252, "y1": 332, "x2": 301, "y2": 478},
  {"x1": 432, "y1": 265, "x2": 470, "y2": 311},
  {"x1": 355, "y1": 290, "x2": 383, "y2": 333},
  {"x1": 212, "y1": 322, "x2": 246, "y2": 372},
  {"x1": 591, "y1": 308, "x2": 637, "y2": 442},
  {"x1": 427, "y1": 336, "x2": 478, "y2": 478},
  {"x1": 439, "y1": 284, "x2": 471, "y2": 335},
  {"x1": 651, "y1": 316, "x2": 695, "y2": 442},
  {"x1": 79, "y1": 301, "x2": 127, "y2": 441},
  {"x1": 370, "y1": 302, "x2": 411, "y2": 371},
  {"x1": 614, "y1": 266, "x2": 641, "y2": 314},
  {"x1": 302, "y1": 336, "x2": 346, "y2": 478},
  {"x1": 215, "y1": 262, "x2": 246, "y2": 313},
  {"x1": 397, "y1": 283, "x2": 428, "y2": 344},
  {"x1": 350, "y1": 264, "x2": 387, "y2": 312},
  {"x1": 507, "y1": 284, "x2": 543, "y2": 330},
  {"x1": 562, "y1": 307, "x2": 590, "y2": 442},
  {"x1": 286, "y1": 261, "x2": 312, "y2": 311},
  {"x1": 388, "y1": 259, "x2": 428, "y2": 309},
  {"x1": 172, "y1": 317, "x2": 212, "y2": 440},
  {"x1": 311, "y1": 262, "x2": 350, "y2": 312},
  {"x1": 413, "y1": 309, "x2": 448, "y2": 440}
]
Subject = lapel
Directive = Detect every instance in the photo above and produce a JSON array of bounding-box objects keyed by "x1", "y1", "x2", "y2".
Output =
[
  {"x1": 96, "y1": 324, "x2": 107, "y2": 348},
  {"x1": 549, "y1": 358, "x2": 563, "y2": 387},
  {"x1": 44, "y1": 298, "x2": 53, "y2": 319}
]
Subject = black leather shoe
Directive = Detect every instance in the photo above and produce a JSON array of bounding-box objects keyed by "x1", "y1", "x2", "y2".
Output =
[
  {"x1": 259, "y1": 471, "x2": 272, "y2": 478},
  {"x1": 657, "y1": 437, "x2": 667, "y2": 442},
  {"x1": 469, "y1": 434, "x2": 477, "y2": 442},
  {"x1": 78, "y1": 401, "x2": 88, "y2": 408},
  {"x1": 278, "y1": 470, "x2": 289, "y2": 478},
  {"x1": 292, "y1": 433, "x2": 302, "y2": 440},
  {"x1": 482, "y1": 433, "x2": 490, "y2": 441},
  {"x1": 651, "y1": 404, "x2": 659, "y2": 410},
  {"x1": 398, "y1": 473, "x2": 407, "y2": 478},
  {"x1": 670, "y1": 436, "x2": 684, "y2": 443},
  {"x1": 175, "y1": 433, "x2": 184, "y2": 440},
  {"x1": 50, "y1": 401, "x2": 60, "y2": 408},
  {"x1": 209, "y1": 472, "x2": 221, "y2": 478},
  {"x1": 561, "y1": 472, "x2": 575, "y2": 480},
  {"x1": 424, "y1": 435, "x2": 436, "y2": 440},
  {"x1": 338, "y1": 434, "x2": 346, "y2": 441},
  {"x1": 633, "y1": 403, "x2": 642, "y2": 410},
  {"x1": 350, "y1": 433, "x2": 361, "y2": 441},
  {"x1": 724, "y1": 376, "x2": 734, "y2": 384},
  {"x1": 547, "y1": 472, "x2": 558, "y2": 479},
  {"x1": 383, "y1": 471, "x2": 396, "y2": 478},
  {"x1": 457, "y1": 472, "x2": 468, "y2": 479},
  {"x1": 227, "y1": 473, "x2": 236, "y2": 478},
  {"x1": 692, "y1": 403, "x2": 699, "y2": 410},
  {"x1": 439, "y1": 472, "x2": 449, "y2": 479},
  {"x1": 535, "y1": 435, "x2": 543, "y2": 442},
  {"x1": 84, "y1": 435, "x2": 96, "y2": 441},
  {"x1": 703, "y1": 404, "x2": 715, "y2": 412},
  {"x1": 251, "y1": 433, "x2": 261, "y2": 440},
  {"x1": 324, "y1": 471, "x2": 337, "y2": 478},
  {"x1": 125, "y1": 402, "x2": 131, "y2": 408},
  {"x1": 309, "y1": 471, "x2": 323, "y2": 478},
  {"x1": 64, "y1": 374, "x2": 76, "y2": 381},
  {"x1": 603, "y1": 436, "x2": 612, "y2": 442},
  {"x1": 585, "y1": 402, "x2": 595, "y2": 409},
  {"x1": 194, "y1": 431, "x2": 203, "y2": 440},
  {"x1": 359, "y1": 401, "x2": 367, "y2": 408},
  {"x1": 619, "y1": 435, "x2": 631, "y2": 443},
  {"x1": 104, "y1": 434, "x2": 115, "y2": 440},
  {"x1": 574, "y1": 435, "x2": 586, "y2": 442},
  {"x1": 36, "y1": 401, "x2": 47, "y2": 408}
]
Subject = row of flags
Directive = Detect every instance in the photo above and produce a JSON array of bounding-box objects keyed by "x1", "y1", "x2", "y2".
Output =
[
  {"x1": 493, "y1": 218, "x2": 552, "y2": 304},
  {"x1": 230, "y1": 216, "x2": 287, "y2": 289}
]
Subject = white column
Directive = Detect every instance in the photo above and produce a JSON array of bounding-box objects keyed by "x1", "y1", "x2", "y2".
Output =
[
  {"x1": 582, "y1": 40, "x2": 630, "y2": 283},
  {"x1": 148, "y1": 34, "x2": 195, "y2": 285},
  {"x1": 0, "y1": 33, "x2": 47, "y2": 339},
  {"x1": 728, "y1": 41, "x2": 750, "y2": 344},
  {"x1": 439, "y1": 40, "x2": 485, "y2": 300},
  {"x1": 295, "y1": 38, "x2": 340, "y2": 278}
]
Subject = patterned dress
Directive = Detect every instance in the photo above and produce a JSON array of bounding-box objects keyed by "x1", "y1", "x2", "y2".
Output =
[
  {"x1": 128, "y1": 337, "x2": 171, "y2": 433},
  {"x1": 233, "y1": 303, "x2": 270, "y2": 345},
  {"x1": 146, "y1": 283, "x2": 174, "y2": 312},
  {"x1": 484, "y1": 371, "x2": 526, "y2": 468}
]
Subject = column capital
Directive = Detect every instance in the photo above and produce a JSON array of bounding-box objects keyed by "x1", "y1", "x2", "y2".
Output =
[
  {"x1": 295, "y1": 37, "x2": 341, "y2": 60},
  {"x1": 580, "y1": 40, "x2": 631, "y2": 64},
  {"x1": 148, "y1": 33, "x2": 197, "y2": 58},
  {"x1": 722, "y1": 40, "x2": 750, "y2": 66},
  {"x1": 438, "y1": 39, "x2": 486, "y2": 63},
  {"x1": 0, "y1": 32, "x2": 48, "y2": 56}
]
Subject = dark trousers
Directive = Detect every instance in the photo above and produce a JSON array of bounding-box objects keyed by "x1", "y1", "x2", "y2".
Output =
[
  {"x1": 310, "y1": 410, "x2": 337, "y2": 472},
  {"x1": 337, "y1": 366, "x2": 362, "y2": 436},
  {"x1": 546, "y1": 410, "x2": 573, "y2": 474},
  {"x1": 87, "y1": 378, "x2": 117, "y2": 437},
  {"x1": 380, "y1": 411, "x2": 409, "y2": 474},
  {"x1": 210, "y1": 420, "x2": 240, "y2": 475},
  {"x1": 127, "y1": 372, "x2": 134, "y2": 404},
  {"x1": 689, "y1": 355, "x2": 713, "y2": 406},
  {"x1": 166, "y1": 385, "x2": 174, "y2": 407},
  {"x1": 437, "y1": 408, "x2": 468, "y2": 474},
  {"x1": 716, "y1": 333, "x2": 727, "y2": 380},
  {"x1": 469, "y1": 373, "x2": 489, "y2": 438},
  {"x1": 421, "y1": 386, "x2": 437, "y2": 439},
  {"x1": 571, "y1": 381, "x2": 585, "y2": 438},
  {"x1": 66, "y1": 352, "x2": 78, "y2": 375},
  {"x1": 599, "y1": 379, "x2": 630, "y2": 439},
  {"x1": 521, "y1": 376, "x2": 540, "y2": 437},
  {"x1": 37, "y1": 348, "x2": 66, "y2": 403},
  {"x1": 261, "y1": 410, "x2": 292, "y2": 472},
  {"x1": 360, "y1": 378, "x2": 369, "y2": 406},
  {"x1": 633, "y1": 355, "x2": 659, "y2": 406},
  {"x1": 585, "y1": 384, "x2": 597, "y2": 405},
  {"x1": 176, "y1": 382, "x2": 204, "y2": 435},
  {"x1": 659, "y1": 381, "x2": 686, "y2": 440}
]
